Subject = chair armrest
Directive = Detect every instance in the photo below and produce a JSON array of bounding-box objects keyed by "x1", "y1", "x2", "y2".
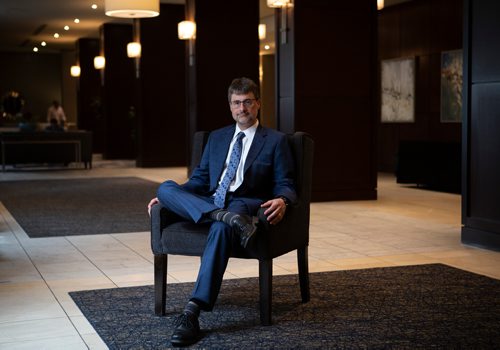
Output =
[
  {"x1": 150, "y1": 204, "x2": 168, "y2": 255},
  {"x1": 255, "y1": 202, "x2": 310, "y2": 258}
]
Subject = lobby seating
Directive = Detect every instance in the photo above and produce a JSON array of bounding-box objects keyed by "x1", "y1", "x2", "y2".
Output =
[
  {"x1": 396, "y1": 140, "x2": 461, "y2": 193},
  {"x1": 0, "y1": 131, "x2": 93, "y2": 171},
  {"x1": 151, "y1": 131, "x2": 314, "y2": 325}
]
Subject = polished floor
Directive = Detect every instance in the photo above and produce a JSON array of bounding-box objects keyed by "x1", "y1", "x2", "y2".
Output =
[{"x1": 1, "y1": 160, "x2": 499, "y2": 349}]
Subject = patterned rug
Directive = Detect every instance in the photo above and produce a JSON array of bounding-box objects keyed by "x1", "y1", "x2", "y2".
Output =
[
  {"x1": 0, "y1": 177, "x2": 159, "y2": 237},
  {"x1": 69, "y1": 264, "x2": 500, "y2": 349}
]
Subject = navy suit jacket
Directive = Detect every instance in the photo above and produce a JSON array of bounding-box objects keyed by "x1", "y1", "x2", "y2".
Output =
[{"x1": 182, "y1": 124, "x2": 297, "y2": 213}]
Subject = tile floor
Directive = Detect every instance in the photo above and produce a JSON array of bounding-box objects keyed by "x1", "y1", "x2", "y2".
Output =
[{"x1": 1, "y1": 160, "x2": 499, "y2": 349}]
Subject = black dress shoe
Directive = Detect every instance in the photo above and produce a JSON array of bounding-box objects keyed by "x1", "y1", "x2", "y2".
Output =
[
  {"x1": 171, "y1": 311, "x2": 200, "y2": 347},
  {"x1": 229, "y1": 214, "x2": 257, "y2": 248}
]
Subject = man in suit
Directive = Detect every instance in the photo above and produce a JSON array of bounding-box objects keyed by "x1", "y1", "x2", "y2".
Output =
[{"x1": 147, "y1": 77, "x2": 296, "y2": 347}]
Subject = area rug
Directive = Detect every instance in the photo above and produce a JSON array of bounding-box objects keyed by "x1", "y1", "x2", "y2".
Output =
[
  {"x1": 0, "y1": 177, "x2": 160, "y2": 237},
  {"x1": 69, "y1": 264, "x2": 500, "y2": 349}
]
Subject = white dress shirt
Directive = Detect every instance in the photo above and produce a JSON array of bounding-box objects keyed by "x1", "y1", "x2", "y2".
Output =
[{"x1": 218, "y1": 120, "x2": 259, "y2": 193}]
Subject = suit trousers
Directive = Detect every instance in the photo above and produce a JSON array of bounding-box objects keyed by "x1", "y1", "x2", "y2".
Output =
[{"x1": 157, "y1": 180, "x2": 255, "y2": 311}]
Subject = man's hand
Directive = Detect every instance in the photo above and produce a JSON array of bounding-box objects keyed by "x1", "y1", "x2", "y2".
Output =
[
  {"x1": 261, "y1": 198, "x2": 287, "y2": 225},
  {"x1": 147, "y1": 197, "x2": 159, "y2": 216}
]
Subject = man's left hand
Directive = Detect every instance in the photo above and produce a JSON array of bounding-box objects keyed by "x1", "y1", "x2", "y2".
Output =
[{"x1": 261, "y1": 198, "x2": 287, "y2": 225}]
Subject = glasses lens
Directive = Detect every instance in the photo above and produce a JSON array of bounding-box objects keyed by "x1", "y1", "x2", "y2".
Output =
[{"x1": 231, "y1": 99, "x2": 255, "y2": 107}]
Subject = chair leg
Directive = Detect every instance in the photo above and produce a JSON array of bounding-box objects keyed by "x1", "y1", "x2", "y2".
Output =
[
  {"x1": 297, "y1": 246, "x2": 310, "y2": 303},
  {"x1": 259, "y1": 259, "x2": 273, "y2": 326},
  {"x1": 154, "y1": 254, "x2": 168, "y2": 316}
]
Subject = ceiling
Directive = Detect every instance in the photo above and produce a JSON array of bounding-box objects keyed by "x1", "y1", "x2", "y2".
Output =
[{"x1": 0, "y1": 0, "x2": 410, "y2": 54}]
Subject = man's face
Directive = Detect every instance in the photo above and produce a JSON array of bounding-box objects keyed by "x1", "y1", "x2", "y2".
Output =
[{"x1": 229, "y1": 92, "x2": 260, "y2": 130}]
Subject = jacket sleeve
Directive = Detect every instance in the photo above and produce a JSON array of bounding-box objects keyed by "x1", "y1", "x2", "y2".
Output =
[
  {"x1": 181, "y1": 134, "x2": 212, "y2": 195},
  {"x1": 272, "y1": 134, "x2": 297, "y2": 205}
]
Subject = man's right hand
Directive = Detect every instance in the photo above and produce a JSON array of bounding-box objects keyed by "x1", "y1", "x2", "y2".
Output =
[{"x1": 147, "y1": 197, "x2": 159, "y2": 216}]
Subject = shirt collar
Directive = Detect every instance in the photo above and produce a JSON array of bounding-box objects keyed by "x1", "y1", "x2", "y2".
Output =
[{"x1": 234, "y1": 119, "x2": 259, "y2": 139}]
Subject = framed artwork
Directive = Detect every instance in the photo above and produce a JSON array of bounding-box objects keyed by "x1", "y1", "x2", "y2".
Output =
[
  {"x1": 381, "y1": 57, "x2": 415, "y2": 123},
  {"x1": 440, "y1": 49, "x2": 463, "y2": 123}
]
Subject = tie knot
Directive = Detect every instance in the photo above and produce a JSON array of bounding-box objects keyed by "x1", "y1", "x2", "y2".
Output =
[{"x1": 237, "y1": 132, "x2": 245, "y2": 141}]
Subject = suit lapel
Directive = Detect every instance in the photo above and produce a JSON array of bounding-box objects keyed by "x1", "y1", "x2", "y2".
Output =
[{"x1": 244, "y1": 125, "x2": 267, "y2": 173}]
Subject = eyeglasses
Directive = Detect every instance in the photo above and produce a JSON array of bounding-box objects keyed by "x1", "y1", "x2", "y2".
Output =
[{"x1": 230, "y1": 99, "x2": 257, "y2": 108}]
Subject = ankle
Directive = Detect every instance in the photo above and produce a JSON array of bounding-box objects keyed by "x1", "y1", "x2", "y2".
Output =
[{"x1": 184, "y1": 301, "x2": 200, "y2": 317}]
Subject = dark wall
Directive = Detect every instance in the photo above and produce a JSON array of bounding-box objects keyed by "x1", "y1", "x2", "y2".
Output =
[
  {"x1": 101, "y1": 23, "x2": 136, "y2": 159},
  {"x1": 0, "y1": 52, "x2": 61, "y2": 122},
  {"x1": 277, "y1": 0, "x2": 378, "y2": 201},
  {"x1": 377, "y1": 0, "x2": 463, "y2": 172},
  {"x1": 461, "y1": 0, "x2": 500, "y2": 250},
  {"x1": 137, "y1": 4, "x2": 186, "y2": 167},
  {"x1": 186, "y1": 0, "x2": 260, "y2": 162},
  {"x1": 76, "y1": 38, "x2": 104, "y2": 152}
]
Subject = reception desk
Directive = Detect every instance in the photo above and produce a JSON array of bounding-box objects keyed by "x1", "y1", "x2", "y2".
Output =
[{"x1": 0, "y1": 131, "x2": 93, "y2": 171}]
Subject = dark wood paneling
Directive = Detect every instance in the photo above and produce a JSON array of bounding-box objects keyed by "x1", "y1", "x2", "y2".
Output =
[
  {"x1": 278, "y1": 0, "x2": 377, "y2": 201},
  {"x1": 377, "y1": 0, "x2": 463, "y2": 173},
  {"x1": 136, "y1": 4, "x2": 186, "y2": 167},
  {"x1": 470, "y1": 0, "x2": 500, "y2": 82},
  {"x1": 76, "y1": 38, "x2": 104, "y2": 153},
  {"x1": 462, "y1": 0, "x2": 500, "y2": 250},
  {"x1": 469, "y1": 83, "x2": 500, "y2": 225},
  {"x1": 185, "y1": 0, "x2": 259, "y2": 168},
  {"x1": 101, "y1": 23, "x2": 136, "y2": 159}
]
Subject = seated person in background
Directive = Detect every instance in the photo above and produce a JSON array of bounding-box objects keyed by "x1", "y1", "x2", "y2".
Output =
[
  {"x1": 46, "y1": 100, "x2": 66, "y2": 130},
  {"x1": 45, "y1": 118, "x2": 64, "y2": 132},
  {"x1": 18, "y1": 112, "x2": 37, "y2": 132}
]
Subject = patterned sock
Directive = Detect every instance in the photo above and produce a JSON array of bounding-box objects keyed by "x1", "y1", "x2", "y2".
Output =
[
  {"x1": 184, "y1": 301, "x2": 200, "y2": 317},
  {"x1": 208, "y1": 209, "x2": 238, "y2": 224}
]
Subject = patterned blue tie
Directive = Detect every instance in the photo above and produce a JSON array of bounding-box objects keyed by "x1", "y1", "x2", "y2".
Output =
[{"x1": 214, "y1": 132, "x2": 245, "y2": 208}]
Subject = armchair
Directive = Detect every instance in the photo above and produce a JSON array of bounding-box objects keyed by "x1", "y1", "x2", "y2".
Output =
[{"x1": 151, "y1": 131, "x2": 314, "y2": 325}]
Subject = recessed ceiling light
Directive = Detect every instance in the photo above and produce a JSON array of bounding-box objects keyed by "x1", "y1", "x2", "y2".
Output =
[
  {"x1": 91, "y1": 4, "x2": 98, "y2": 10},
  {"x1": 33, "y1": 47, "x2": 39, "y2": 52},
  {"x1": 264, "y1": 45, "x2": 270, "y2": 50},
  {"x1": 41, "y1": 41, "x2": 46, "y2": 46},
  {"x1": 64, "y1": 25, "x2": 70, "y2": 31},
  {"x1": 54, "y1": 33, "x2": 60, "y2": 38},
  {"x1": 74, "y1": 18, "x2": 80, "y2": 23}
]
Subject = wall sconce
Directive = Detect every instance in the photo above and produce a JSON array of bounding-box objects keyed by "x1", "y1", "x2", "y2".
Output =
[
  {"x1": 104, "y1": 0, "x2": 159, "y2": 18},
  {"x1": 127, "y1": 42, "x2": 141, "y2": 58},
  {"x1": 70, "y1": 65, "x2": 81, "y2": 77},
  {"x1": 94, "y1": 56, "x2": 105, "y2": 69},
  {"x1": 267, "y1": 0, "x2": 291, "y2": 44},
  {"x1": 178, "y1": 20, "x2": 196, "y2": 66},
  {"x1": 178, "y1": 21, "x2": 196, "y2": 40},
  {"x1": 258, "y1": 24, "x2": 266, "y2": 40},
  {"x1": 377, "y1": 0, "x2": 384, "y2": 10}
]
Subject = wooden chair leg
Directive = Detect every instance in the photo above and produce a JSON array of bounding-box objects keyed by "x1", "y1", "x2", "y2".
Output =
[
  {"x1": 154, "y1": 254, "x2": 167, "y2": 316},
  {"x1": 259, "y1": 259, "x2": 273, "y2": 326},
  {"x1": 297, "y1": 246, "x2": 310, "y2": 303}
]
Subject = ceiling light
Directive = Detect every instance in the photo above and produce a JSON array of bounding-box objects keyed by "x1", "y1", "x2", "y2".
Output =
[
  {"x1": 33, "y1": 47, "x2": 38, "y2": 52},
  {"x1": 54, "y1": 33, "x2": 60, "y2": 38},
  {"x1": 94, "y1": 56, "x2": 105, "y2": 69},
  {"x1": 64, "y1": 25, "x2": 70, "y2": 31},
  {"x1": 74, "y1": 18, "x2": 80, "y2": 23},
  {"x1": 91, "y1": 4, "x2": 98, "y2": 10},
  {"x1": 377, "y1": 0, "x2": 384, "y2": 10},
  {"x1": 41, "y1": 41, "x2": 46, "y2": 46},
  {"x1": 264, "y1": 45, "x2": 270, "y2": 50},
  {"x1": 267, "y1": 0, "x2": 290, "y2": 8},
  {"x1": 70, "y1": 65, "x2": 81, "y2": 77},
  {"x1": 105, "y1": 0, "x2": 159, "y2": 18},
  {"x1": 127, "y1": 42, "x2": 141, "y2": 58}
]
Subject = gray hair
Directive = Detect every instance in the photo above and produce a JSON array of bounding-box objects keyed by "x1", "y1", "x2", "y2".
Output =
[{"x1": 227, "y1": 77, "x2": 260, "y2": 102}]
